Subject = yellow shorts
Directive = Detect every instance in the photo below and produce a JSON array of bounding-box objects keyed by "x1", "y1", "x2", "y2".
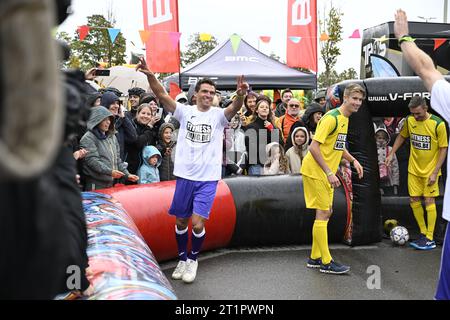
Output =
[
  {"x1": 302, "y1": 175, "x2": 334, "y2": 210},
  {"x1": 408, "y1": 173, "x2": 440, "y2": 197}
]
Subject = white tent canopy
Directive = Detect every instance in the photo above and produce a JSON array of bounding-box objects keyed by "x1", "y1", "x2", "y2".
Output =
[{"x1": 95, "y1": 65, "x2": 149, "y2": 95}]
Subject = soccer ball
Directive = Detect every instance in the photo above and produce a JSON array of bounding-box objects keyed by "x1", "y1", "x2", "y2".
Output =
[{"x1": 390, "y1": 226, "x2": 409, "y2": 245}]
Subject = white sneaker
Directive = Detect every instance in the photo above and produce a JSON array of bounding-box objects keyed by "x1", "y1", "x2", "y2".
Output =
[
  {"x1": 182, "y1": 259, "x2": 198, "y2": 283},
  {"x1": 171, "y1": 260, "x2": 186, "y2": 280}
]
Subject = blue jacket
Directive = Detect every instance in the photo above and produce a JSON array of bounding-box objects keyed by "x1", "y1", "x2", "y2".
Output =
[{"x1": 138, "y1": 145, "x2": 162, "y2": 184}]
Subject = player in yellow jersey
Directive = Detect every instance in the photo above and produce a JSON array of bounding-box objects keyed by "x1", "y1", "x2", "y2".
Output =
[
  {"x1": 386, "y1": 96, "x2": 448, "y2": 250},
  {"x1": 301, "y1": 83, "x2": 365, "y2": 274}
]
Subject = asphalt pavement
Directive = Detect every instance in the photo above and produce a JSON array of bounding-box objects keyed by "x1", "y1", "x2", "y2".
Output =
[{"x1": 160, "y1": 240, "x2": 442, "y2": 300}]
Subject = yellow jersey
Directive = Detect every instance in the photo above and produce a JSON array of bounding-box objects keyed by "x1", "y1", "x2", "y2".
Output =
[
  {"x1": 400, "y1": 114, "x2": 448, "y2": 177},
  {"x1": 301, "y1": 108, "x2": 348, "y2": 180}
]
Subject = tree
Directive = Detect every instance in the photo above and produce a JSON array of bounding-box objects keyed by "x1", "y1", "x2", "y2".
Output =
[
  {"x1": 338, "y1": 67, "x2": 358, "y2": 81},
  {"x1": 318, "y1": 6, "x2": 343, "y2": 87},
  {"x1": 55, "y1": 31, "x2": 81, "y2": 69},
  {"x1": 181, "y1": 33, "x2": 218, "y2": 68},
  {"x1": 71, "y1": 14, "x2": 126, "y2": 70},
  {"x1": 318, "y1": 67, "x2": 358, "y2": 88}
]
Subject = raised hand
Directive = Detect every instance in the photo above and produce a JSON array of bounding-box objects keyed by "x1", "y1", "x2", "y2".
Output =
[
  {"x1": 136, "y1": 57, "x2": 153, "y2": 77},
  {"x1": 85, "y1": 68, "x2": 97, "y2": 81},
  {"x1": 236, "y1": 75, "x2": 249, "y2": 96},
  {"x1": 394, "y1": 9, "x2": 409, "y2": 39}
]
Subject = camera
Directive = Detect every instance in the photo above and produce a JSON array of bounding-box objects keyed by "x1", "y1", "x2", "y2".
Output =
[{"x1": 62, "y1": 69, "x2": 92, "y2": 141}]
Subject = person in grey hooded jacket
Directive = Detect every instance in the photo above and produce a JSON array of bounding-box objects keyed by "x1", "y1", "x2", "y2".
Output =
[
  {"x1": 101, "y1": 91, "x2": 137, "y2": 161},
  {"x1": 80, "y1": 106, "x2": 139, "y2": 190}
]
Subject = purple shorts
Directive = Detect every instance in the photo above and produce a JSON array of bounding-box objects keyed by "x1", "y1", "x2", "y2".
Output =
[
  {"x1": 435, "y1": 223, "x2": 450, "y2": 300},
  {"x1": 169, "y1": 177, "x2": 218, "y2": 219}
]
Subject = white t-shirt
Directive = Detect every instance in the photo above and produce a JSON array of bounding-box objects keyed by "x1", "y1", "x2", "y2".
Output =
[
  {"x1": 430, "y1": 79, "x2": 450, "y2": 221},
  {"x1": 173, "y1": 102, "x2": 229, "y2": 181}
]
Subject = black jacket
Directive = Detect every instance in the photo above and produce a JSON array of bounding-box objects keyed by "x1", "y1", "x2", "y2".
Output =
[
  {"x1": 244, "y1": 117, "x2": 283, "y2": 167},
  {"x1": 115, "y1": 115, "x2": 138, "y2": 161},
  {"x1": 126, "y1": 119, "x2": 157, "y2": 175}
]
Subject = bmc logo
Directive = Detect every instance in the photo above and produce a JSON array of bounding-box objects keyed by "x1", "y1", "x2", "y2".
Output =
[
  {"x1": 292, "y1": 0, "x2": 311, "y2": 26},
  {"x1": 187, "y1": 77, "x2": 219, "y2": 85},
  {"x1": 225, "y1": 56, "x2": 259, "y2": 63},
  {"x1": 147, "y1": 0, "x2": 173, "y2": 26}
]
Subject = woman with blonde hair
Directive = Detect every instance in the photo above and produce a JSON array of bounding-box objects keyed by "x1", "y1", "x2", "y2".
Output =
[{"x1": 263, "y1": 142, "x2": 290, "y2": 175}]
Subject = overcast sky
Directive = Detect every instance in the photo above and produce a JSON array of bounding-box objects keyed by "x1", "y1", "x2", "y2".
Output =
[{"x1": 58, "y1": 0, "x2": 449, "y2": 74}]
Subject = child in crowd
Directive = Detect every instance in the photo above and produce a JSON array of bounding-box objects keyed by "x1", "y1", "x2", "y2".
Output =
[
  {"x1": 156, "y1": 123, "x2": 177, "y2": 181},
  {"x1": 285, "y1": 127, "x2": 309, "y2": 174},
  {"x1": 223, "y1": 112, "x2": 246, "y2": 177},
  {"x1": 138, "y1": 145, "x2": 162, "y2": 184},
  {"x1": 263, "y1": 142, "x2": 290, "y2": 175},
  {"x1": 375, "y1": 127, "x2": 399, "y2": 195}
]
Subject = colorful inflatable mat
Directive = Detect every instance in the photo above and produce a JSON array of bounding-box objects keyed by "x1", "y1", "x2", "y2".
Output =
[{"x1": 80, "y1": 192, "x2": 177, "y2": 300}]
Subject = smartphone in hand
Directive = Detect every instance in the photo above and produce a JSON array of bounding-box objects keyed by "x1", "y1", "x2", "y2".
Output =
[
  {"x1": 94, "y1": 69, "x2": 110, "y2": 76},
  {"x1": 156, "y1": 108, "x2": 163, "y2": 118}
]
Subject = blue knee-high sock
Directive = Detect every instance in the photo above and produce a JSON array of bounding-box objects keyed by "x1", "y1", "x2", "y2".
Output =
[
  {"x1": 175, "y1": 226, "x2": 188, "y2": 261},
  {"x1": 188, "y1": 228, "x2": 206, "y2": 261}
]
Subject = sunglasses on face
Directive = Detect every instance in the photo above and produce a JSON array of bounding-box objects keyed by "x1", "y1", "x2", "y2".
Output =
[{"x1": 288, "y1": 104, "x2": 300, "y2": 108}]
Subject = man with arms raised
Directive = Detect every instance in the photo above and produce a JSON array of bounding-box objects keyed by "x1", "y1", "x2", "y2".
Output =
[
  {"x1": 137, "y1": 58, "x2": 249, "y2": 283},
  {"x1": 394, "y1": 9, "x2": 450, "y2": 300}
]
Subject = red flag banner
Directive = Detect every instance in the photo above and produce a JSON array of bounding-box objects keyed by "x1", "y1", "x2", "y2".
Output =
[
  {"x1": 259, "y1": 36, "x2": 271, "y2": 43},
  {"x1": 77, "y1": 25, "x2": 90, "y2": 41},
  {"x1": 142, "y1": 0, "x2": 180, "y2": 72},
  {"x1": 286, "y1": 0, "x2": 317, "y2": 72},
  {"x1": 434, "y1": 38, "x2": 446, "y2": 51},
  {"x1": 169, "y1": 82, "x2": 182, "y2": 99}
]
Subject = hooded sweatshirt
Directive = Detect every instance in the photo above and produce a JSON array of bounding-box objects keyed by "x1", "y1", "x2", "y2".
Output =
[
  {"x1": 285, "y1": 103, "x2": 323, "y2": 150},
  {"x1": 286, "y1": 126, "x2": 310, "y2": 174},
  {"x1": 138, "y1": 145, "x2": 162, "y2": 184},
  {"x1": 80, "y1": 106, "x2": 130, "y2": 186},
  {"x1": 101, "y1": 91, "x2": 138, "y2": 161}
]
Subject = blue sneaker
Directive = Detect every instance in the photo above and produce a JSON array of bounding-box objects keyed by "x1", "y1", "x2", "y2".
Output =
[
  {"x1": 320, "y1": 260, "x2": 350, "y2": 274},
  {"x1": 306, "y1": 258, "x2": 322, "y2": 269},
  {"x1": 415, "y1": 237, "x2": 436, "y2": 250},
  {"x1": 409, "y1": 234, "x2": 426, "y2": 249}
]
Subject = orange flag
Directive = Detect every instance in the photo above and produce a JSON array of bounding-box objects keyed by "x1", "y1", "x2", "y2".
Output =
[
  {"x1": 319, "y1": 32, "x2": 329, "y2": 41},
  {"x1": 139, "y1": 30, "x2": 151, "y2": 44}
]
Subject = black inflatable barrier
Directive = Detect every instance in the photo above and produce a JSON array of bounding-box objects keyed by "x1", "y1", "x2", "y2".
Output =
[
  {"x1": 329, "y1": 77, "x2": 450, "y2": 245},
  {"x1": 225, "y1": 175, "x2": 348, "y2": 247},
  {"x1": 336, "y1": 80, "x2": 383, "y2": 245}
]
